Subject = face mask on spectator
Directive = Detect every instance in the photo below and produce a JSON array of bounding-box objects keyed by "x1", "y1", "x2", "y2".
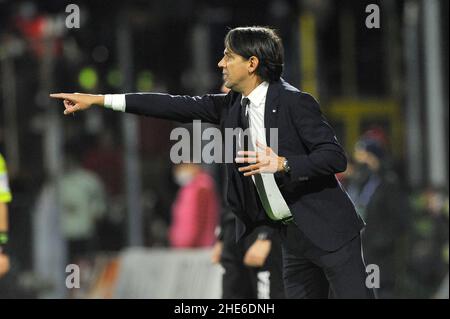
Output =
[
  {"x1": 353, "y1": 163, "x2": 372, "y2": 184},
  {"x1": 174, "y1": 170, "x2": 195, "y2": 186}
]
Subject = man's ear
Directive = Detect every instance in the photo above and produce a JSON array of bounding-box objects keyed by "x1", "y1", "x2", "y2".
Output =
[{"x1": 248, "y1": 56, "x2": 260, "y2": 74}]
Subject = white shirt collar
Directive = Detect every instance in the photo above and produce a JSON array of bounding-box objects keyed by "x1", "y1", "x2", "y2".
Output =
[{"x1": 242, "y1": 81, "x2": 269, "y2": 108}]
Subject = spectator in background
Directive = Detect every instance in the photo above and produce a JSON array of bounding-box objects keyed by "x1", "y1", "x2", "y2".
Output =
[
  {"x1": 82, "y1": 131, "x2": 125, "y2": 251},
  {"x1": 410, "y1": 187, "x2": 449, "y2": 298},
  {"x1": 61, "y1": 142, "x2": 107, "y2": 263},
  {"x1": 0, "y1": 153, "x2": 35, "y2": 298},
  {"x1": 211, "y1": 208, "x2": 285, "y2": 299},
  {"x1": 82, "y1": 130, "x2": 123, "y2": 197},
  {"x1": 169, "y1": 163, "x2": 218, "y2": 248},
  {"x1": 348, "y1": 131, "x2": 410, "y2": 298},
  {"x1": 0, "y1": 153, "x2": 12, "y2": 278}
]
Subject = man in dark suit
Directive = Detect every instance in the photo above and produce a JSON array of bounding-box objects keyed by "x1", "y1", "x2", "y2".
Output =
[{"x1": 51, "y1": 26, "x2": 374, "y2": 298}]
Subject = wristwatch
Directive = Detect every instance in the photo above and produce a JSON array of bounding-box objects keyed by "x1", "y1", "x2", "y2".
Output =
[{"x1": 282, "y1": 158, "x2": 290, "y2": 173}]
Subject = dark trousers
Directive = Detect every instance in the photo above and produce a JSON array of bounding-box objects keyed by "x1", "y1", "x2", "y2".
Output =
[
  {"x1": 279, "y1": 222, "x2": 375, "y2": 299},
  {"x1": 220, "y1": 223, "x2": 285, "y2": 299}
]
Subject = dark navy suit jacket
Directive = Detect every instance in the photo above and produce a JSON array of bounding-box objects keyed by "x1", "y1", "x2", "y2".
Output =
[{"x1": 125, "y1": 79, "x2": 365, "y2": 251}]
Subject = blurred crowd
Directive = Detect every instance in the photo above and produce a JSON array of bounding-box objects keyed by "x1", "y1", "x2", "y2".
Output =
[{"x1": 338, "y1": 128, "x2": 449, "y2": 298}]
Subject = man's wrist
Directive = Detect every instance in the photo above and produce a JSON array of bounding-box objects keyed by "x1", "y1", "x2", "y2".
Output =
[
  {"x1": 94, "y1": 95, "x2": 105, "y2": 106},
  {"x1": 278, "y1": 157, "x2": 290, "y2": 173},
  {"x1": 277, "y1": 157, "x2": 284, "y2": 172}
]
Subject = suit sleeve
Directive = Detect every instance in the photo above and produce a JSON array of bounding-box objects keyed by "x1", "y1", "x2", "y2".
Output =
[
  {"x1": 124, "y1": 92, "x2": 228, "y2": 125},
  {"x1": 285, "y1": 93, "x2": 347, "y2": 181}
]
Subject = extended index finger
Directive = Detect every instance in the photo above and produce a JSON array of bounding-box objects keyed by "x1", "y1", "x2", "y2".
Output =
[{"x1": 49, "y1": 93, "x2": 74, "y2": 100}]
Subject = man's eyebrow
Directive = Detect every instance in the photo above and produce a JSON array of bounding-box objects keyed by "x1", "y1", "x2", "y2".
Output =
[{"x1": 224, "y1": 50, "x2": 232, "y2": 56}]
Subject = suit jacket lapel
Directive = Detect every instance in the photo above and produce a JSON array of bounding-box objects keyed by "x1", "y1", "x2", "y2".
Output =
[
  {"x1": 264, "y1": 80, "x2": 281, "y2": 148},
  {"x1": 228, "y1": 93, "x2": 242, "y2": 129}
]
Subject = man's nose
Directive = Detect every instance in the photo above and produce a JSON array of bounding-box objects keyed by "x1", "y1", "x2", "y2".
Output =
[{"x1": 218, "y1": 58, "x2": 225, "y2": 68}]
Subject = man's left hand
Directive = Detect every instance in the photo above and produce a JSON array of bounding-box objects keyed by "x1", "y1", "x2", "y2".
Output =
[
  {"x1": 235, "y1": 140, "x2": 285, "y2": 176},
  {"x1": 243, "y1": 239, "x2": 272, "y2": 267},
  {"x1": 210, "y1": 241, "x2": 223, "y2": 265}
]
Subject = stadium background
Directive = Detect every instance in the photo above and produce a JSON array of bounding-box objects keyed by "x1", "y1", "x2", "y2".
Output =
[{"x1": 0, "y1": 0, "x2": 448, "y2": 298}]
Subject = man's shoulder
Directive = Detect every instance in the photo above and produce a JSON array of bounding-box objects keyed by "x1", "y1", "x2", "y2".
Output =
[
  {"x1": 220, "y1": 90, "x2": 240, "y2": 108},
  {"x1": 279, "y1": 79, "x2": 301, "y2": 94},
  {"x1": 277, "y1": 79, "x2": 319, "y2": 106},
  {"x1": 278, "y1": 79, "x2": 312, "y2": 99}
]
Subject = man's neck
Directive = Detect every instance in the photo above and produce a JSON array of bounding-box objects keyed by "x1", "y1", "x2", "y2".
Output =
[{"x1": 241, "y1": 77, "x2": 264, "y2": 97}]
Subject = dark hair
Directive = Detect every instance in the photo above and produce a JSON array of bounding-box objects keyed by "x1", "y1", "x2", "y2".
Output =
[{"x1": 225, "y1": 26, "x2": 284, "y2": 82}]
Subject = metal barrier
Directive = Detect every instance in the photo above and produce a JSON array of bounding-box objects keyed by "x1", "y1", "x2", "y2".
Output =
[{"x1": 113, "y1": 248, "x2": 222, "y2": 299}]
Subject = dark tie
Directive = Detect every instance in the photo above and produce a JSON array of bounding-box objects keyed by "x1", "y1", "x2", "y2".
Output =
[
  {"x1": 238, "y1": 97, "x2": 261, "y2": 220},
  {"x1": 240, "y1": 98, "x2": 251, "y2": 152},
  {"x1": 240, "y1": 97, "x2": 250, "y2": 130}
]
